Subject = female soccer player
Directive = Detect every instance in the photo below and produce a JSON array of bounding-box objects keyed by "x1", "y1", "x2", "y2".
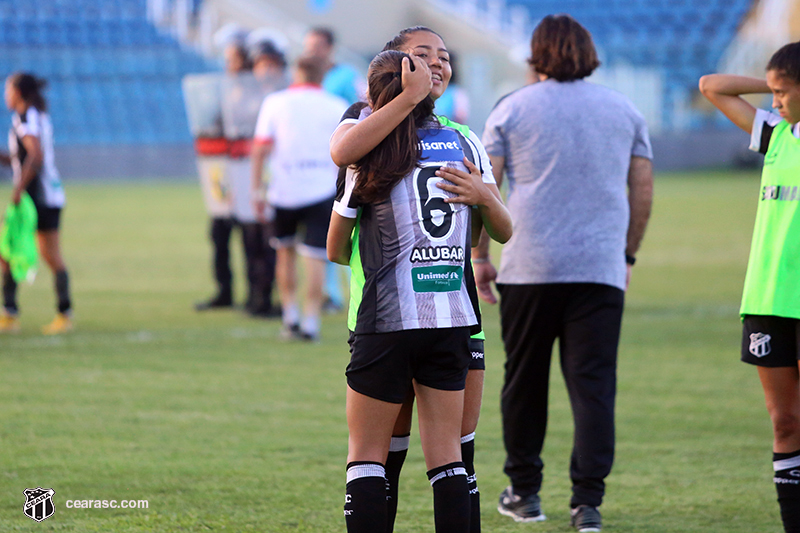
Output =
[
  {"x1": 700, "y1": 43, "x2": 800, "y2": 533},
  {"x1": 0, "y1": 73, "x2": 72, "y2": 334},
  {"x1": 328, "y1": 45, "x2": 512, "y2": 533},
  {"x1": 381, "y1": 26, "x2": 490, "y2": 533}
]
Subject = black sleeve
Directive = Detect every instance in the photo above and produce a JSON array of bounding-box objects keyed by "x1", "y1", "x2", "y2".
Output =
[
  {"x1": 758, "y1": 123, "x2": 775, "y2": 155},
  {"x1": 335, "y1": 165, "x2": 349, "y2": 203},
  {"x1": 341, "y1": 102, "x2": 368, "y2": 122}
]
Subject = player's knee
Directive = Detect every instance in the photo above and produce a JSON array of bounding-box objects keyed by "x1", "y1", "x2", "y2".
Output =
[{"x1": 773, "y1": 412, "x2": 800, "y2": 442}]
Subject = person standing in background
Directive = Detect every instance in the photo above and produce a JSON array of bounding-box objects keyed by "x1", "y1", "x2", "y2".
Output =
[
  {"x1": 303, "y1": 26, "x2": 364, "y2": 314},
  {"x1": 250, "y1": 38, "x2": 289, "y2": 92},
  {"x1": 480, "y1": 15, "x2": 653, "y2": 532},
  {"x1": 303, "y1": 27, "x2": 364, "y2": 105},
  {"x1": 220, "y1": 34, "x2": 289, "y2": 319},
  {"x1": 241, "y1": 35, "x2": 290, "y2": 318},
  {"x1": 0, "y1": 73, "x2": 73, "y2": 334},
  {"x1": 251, "y1": 56, "x2": 347, "y2": 341},
  {"x1": 195, "y1": 35, "x2": 251, "y2": 311}
]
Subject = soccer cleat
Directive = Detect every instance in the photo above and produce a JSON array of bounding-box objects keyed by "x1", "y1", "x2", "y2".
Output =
[
  {"x1": 298, "y1": 330, "x2": 320, "y2": 343},
  {"x1": 497, "y1": 486, "x2": 546, "y2": 522},
  {"x1": 0, "y1": 313, "x2": 21, "y2": 333},
  {"x1": 280, "y1": 324, "x2": 319, "y2": 342},
  {"x1": 570, "y1": 505, "x2": 602, "y2": 532},
  {"x1": 280, "y1": 323, "x2": 301, "y2": 341},
  {"x1": 42, "y1": 313, "x2": 73, "y2": 335}
]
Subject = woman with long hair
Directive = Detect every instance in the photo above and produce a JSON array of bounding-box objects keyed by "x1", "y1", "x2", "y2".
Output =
[
  {"x1": 0, "y1": 72, "x2": 73, "y2": 334},
  {"x1": 328, "y1": 42, "x2": 512, "y2": 532},
  {"x1": 378, "y1": 26, "x2": 493, "y2": 533}
]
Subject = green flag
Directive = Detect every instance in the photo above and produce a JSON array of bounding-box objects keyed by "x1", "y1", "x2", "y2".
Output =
[{"x1": 0, "y1": 192, "x2": 39, "y2": 283}]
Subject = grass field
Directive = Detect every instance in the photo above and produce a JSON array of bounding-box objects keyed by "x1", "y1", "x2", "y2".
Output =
[{"x1": 0, "y1": 172, "x2": 781, "y2": 532}]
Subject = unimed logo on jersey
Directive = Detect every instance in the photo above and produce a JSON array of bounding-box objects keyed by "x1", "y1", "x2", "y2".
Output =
[
  {"x1": 23, "y1": 488, "x2": 55, "y2": 522},
  {"x1": 412, "y1": 265, "x2": 463, "y2": 293},
  {"x1": 749, "y1": 332, "x2": 772, "y2": 358}
]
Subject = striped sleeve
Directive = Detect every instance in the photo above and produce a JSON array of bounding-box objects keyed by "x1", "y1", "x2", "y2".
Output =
[
  {"x1": 17, "y1": 108, "x2": 41, "y2": 138},
  {"x1": 333, "y1": 166, "x2": 359, "y2": 218},
  {"x1": 466, "y1": 129, "x2": 495, "y2": 184},
  {"x1": 750, "y1": 109, "x2": 782, "y2": 155},
  {"x1": 331, "y1": 103, "x2": 368, "y2": 218},
  {"x1": 332, "y1": 102, "x2": 368, "y2": 139}
]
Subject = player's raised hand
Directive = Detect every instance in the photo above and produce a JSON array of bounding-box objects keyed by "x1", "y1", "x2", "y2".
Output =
[
  {"x1": 401, "y1": 55, "x2": 432, "y2": 104},
  {"x1": 435, "y1": 159, "x2": 492, "y2": 207}
]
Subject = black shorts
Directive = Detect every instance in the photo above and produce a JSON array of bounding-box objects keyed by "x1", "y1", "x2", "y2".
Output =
[
  {"x1": 468, "y1": 337, "x2": 485, "y2": 371},
  {"x1": 272, "y1": 196, "x2": 334, "y2": 258},
  {"x1": 35, "y1": 205, "x2": 61, "y2": 231},
  {"x1": 346, "y1": 327, "x2": 472, "y2": 403},
  {"x1": 741, "y1": 315, "x2": 800, "y2": 367}
]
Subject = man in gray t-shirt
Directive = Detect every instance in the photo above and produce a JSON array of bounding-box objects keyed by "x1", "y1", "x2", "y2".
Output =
[{"x1": 478, "y1": 14, "x2": 653, "y2": 531}]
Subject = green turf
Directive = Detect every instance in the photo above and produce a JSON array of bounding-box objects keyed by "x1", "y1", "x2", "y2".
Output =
[{"x1": 0, "y1": 172, "x2": 779, "y2": 531}]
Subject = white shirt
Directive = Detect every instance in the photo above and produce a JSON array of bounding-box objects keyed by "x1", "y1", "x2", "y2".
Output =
[{"x1": 254, "y1": 84, "x2": 347, "y2": 209}]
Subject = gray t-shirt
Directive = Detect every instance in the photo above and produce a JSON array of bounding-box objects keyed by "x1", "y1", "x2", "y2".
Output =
[{"x1": 482, "y1": 79, "x2": 652, "y2": 290}]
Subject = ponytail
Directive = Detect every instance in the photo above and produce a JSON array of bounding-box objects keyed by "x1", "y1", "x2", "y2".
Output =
[
  {"x1": 8, "y1": 72, "x2": 48, "y2": 112},
  {"x1": 353, "y1": 50, "x2": 435, "y2": 203}
]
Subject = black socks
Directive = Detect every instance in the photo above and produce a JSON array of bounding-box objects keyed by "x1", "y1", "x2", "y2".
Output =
[
  {"x1": 427, "y1": 461, "x2": 470, "y2": 533},
  {"x1": 385, "y1": 435, "x2": 410, "y2": 532},
  {"x1": 461, "y1": 433, "x2": 481, "y2": 533},
  {"x1": 775, "y1": 450, "x2": 800, "y2": 533},
  {"x1": 345, "y1": 461, "x2": 387, "y2": 533},
  {"x1": 55, "y1": 270, "x2": 71, "y2": 313},
  {"x1": 351, "y1": 434, "x2": 476, "y2": 533},
  {"x1": 1, "y1": 270, "x2": 71, "y2": 315},
  {"x1": 2, "y1": 270, "x2": 17, "y2": 314}
]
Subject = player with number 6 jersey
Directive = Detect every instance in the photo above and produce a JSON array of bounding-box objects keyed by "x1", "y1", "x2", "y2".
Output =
[
  {"x1": 332, "y1": 27, "x2": 495, "y2": 533},
  {"x1": 333, "y1": 103, "x2": 492, "y2": 334},
  {"x1": 328, "y1": 44, "x2": 511, "y2": 533}
]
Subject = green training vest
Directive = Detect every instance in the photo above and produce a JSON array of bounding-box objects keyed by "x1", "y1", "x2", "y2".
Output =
[
  {"x1": 740, "y1": 119, "x2": 800, "y2": 319},
  {"x1": 0, "y1": 192, "x2": 39, "y2": 283}
]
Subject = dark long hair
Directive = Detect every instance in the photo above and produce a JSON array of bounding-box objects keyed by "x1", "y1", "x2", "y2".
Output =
[
  {"x1": 383, "y1": 25, "x2": 443, "y2": 53},
  {"x1": 529, "y1": 14, "x2": 599, "y2": 81},
  {"x1": 353, "y1": 50, "x2": 435, "y2": 203},
  {"x1": 767, "y1": 42, "x2": 800, "y2": 83},
  {"x1": 8, "y1": 72, "x2": 48, "y2": 112}
]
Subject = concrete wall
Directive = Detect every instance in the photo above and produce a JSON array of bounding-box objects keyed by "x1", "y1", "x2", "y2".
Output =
[
  {"x1": 650, "y1": 129, "x2": 760, "y2": 172},
  {"x1": 48, "y1": 129, "x2": 759, "y2": 180},
  {"x1": 52, "y1": 145, "x2": 198, "y2": 180}
]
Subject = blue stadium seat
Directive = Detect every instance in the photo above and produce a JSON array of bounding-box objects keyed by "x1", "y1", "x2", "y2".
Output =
[
  {"x1": 0, "y1": 0, "x2": 214, "y2": 145},
  {"x1": 507, "y1": 0, "x2": 755, "y2": 129}
]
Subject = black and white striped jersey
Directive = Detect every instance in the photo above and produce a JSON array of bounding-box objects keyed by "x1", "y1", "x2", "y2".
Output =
[
  {"x1": 10, "y1": 106, "x2": 64, "y2": 208},
  {"x1": 333, "y1": 106, "x2": 494, "y2": 334}
]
